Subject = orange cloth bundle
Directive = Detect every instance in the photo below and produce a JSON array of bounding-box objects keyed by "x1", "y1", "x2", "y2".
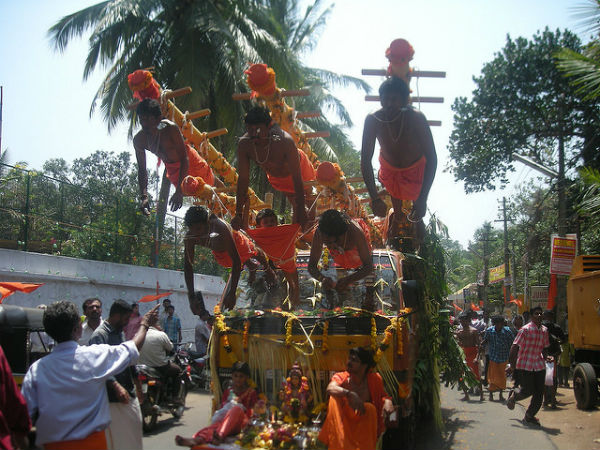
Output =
[
  {"x1": 127, "y1": 70, "x2": 161, "y2": 100},
  {"x1": 212, "y1": 231, "x2": 257, "y2": 268},
  {"x1": 43, "y1": 430, "x2": 107, "y2": 450},
  {"x1": 246, "y1": 224, "x2": 300, "y2": 274},
  {"x1": 267, "y1": 150, "x2": 316, "y2": 194},
  {"x1": 245, "y1": 63, "x2": 277, "y2": 98},
  {"x1": 378, "y1": 155, "x2": 426, "y2": 201},
  {"x1": 165, "y1": 144, "x2": 215, "y2": 188},
  {"x1": 329, "y1": 219, "x2": 372, "y2": 269}
]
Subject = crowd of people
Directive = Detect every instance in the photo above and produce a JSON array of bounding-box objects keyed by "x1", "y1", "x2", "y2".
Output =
[{"x1": 453, "y1": 306, "x2": 571, "y2": 426}]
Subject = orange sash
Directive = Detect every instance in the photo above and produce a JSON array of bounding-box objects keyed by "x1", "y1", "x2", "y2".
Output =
[
  {"x1": 378, "y1": 154, "x2": 426, "y2": 200},
  {"x1": 212, "y1": 231, "x2": 257, "y2": 267},
  {"x1": 165, "y1": 144, "x2": 215, "y2": 188},
  {"x1": 267, "y1": 150, "x2": 316, "y2": 194},
  {"x1": 246, "y1": 224, "x2": 300, "y2": 273},
  {"x1": 43, "y1": 430, "x2": 107, "y2": 450}
]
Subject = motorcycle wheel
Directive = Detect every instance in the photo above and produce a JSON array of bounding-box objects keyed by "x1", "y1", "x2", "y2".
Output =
[
  {"x1": 172, "y1": 382, "x2": 187, "y2": 419},
  {"x1": 142, "y1": 390, "x2": 159, "y2": 433}
]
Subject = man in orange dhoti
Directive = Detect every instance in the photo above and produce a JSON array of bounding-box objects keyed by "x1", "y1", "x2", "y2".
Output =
[
  {"x1": 133, "y1": 98, "x2": 222, "y2": 216},
  {"x1": 246, "y1": 209, "x2": 301, "y2": 309},
  {"x1": 455, "y1": 312, "x2": 482, "y2": 401},
  {"x1": 233, "y1": 106, "x2": 315, "y2": 231},
  {"x1": 183, "y1": 206, "x2": 274, "y2": 311},
  {"x1": 319, "y1": 347, "x2": 396, "y2": 450},
  {"x1": 481, "y1": 316, "x2": 515, "y2": 401},
  {"x1": 361, "y1": 77, "x2": 437, "y2": 245}
]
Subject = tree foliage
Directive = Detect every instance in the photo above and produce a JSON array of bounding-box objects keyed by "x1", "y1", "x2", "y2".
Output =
[{"x1": 448, "y1": 28, "x2": 600, "y2": 193}]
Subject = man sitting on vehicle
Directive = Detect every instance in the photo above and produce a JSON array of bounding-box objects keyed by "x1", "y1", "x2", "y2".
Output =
[
  {"x1": 138, "y1": 323, "x2": 181, "y2": 379},
  {"x1": 318, "y1": 347, "x2": 396, "y2": 450},
  {"x1": 308, "y1": 209, "x2": 375, "y2": 310}
]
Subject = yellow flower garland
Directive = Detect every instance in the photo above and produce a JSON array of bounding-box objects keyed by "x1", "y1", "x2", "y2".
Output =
[
  {"x1": 243, "y1": 320, "x2": 250, "y2": 351},
  {"x1": 285, "y1": 318, "x2": 294, "y2": 347},
  {"x1": 370, "y1": 317, "x2": 378, "y2": 352},
  {"x1": 397, "y1": 318, "x2": 404, "y2": 356}
]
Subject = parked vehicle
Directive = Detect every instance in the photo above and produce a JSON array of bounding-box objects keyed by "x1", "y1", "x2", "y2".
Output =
[
  {"x1": 181, "y1": 342, "x2": 210, "y2": 391},
  {"x1": 567, "y1": 255, "x2": 600, "y2": 409},
  {"x1": 137, "y1": 346, "x2": 191, "y2": 432}
]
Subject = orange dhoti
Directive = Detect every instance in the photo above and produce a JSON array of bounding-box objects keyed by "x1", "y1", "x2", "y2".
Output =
[
  {"x1": 488, "y1": 360, "x2": 507, "y2": 392},
  {"x1": 318, "y1": 396, "x2": 378, "y2": 450},
  {"x1": 165, "y1": 144, "x2": 215, "y2": 188},
  {"x1": 267, "y1": 150, "x2": 316, "y2": 194},
  {"x1": 329, "y1": 219, "x2": 372, "y2": 269},
  {"x1": 462, "y1": 346, "x2": 480, "y2": 379},
  {"x1": 43, "y1": 430, "x2": 108, "y2": 450},
  {"x1": 212, "y1": 231, "x2": 257, "y2": 267},
  {"x1": 378, "y1": 155, "x2": 426, "y2": 200},
  {"x1": 246, "y1": 224, "x2": 300, "y2": 273}
]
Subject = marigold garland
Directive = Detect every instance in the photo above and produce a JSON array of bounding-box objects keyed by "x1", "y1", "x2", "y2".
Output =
[
  {"x1": 397, "y1": 317, "x2": 404, "y2": 356},
  {"x1": 370, "y1": 317, "x2": 378, "y2": 352},
  {"x1": 243, "y1": 320, "x2": 250, "y2": 351},
  {"x1": 285, "y1": 318, "x2": 293, "y2": 347},
  {"x1": 321, "y1": 320, "x2": 329, "y2": 353}
]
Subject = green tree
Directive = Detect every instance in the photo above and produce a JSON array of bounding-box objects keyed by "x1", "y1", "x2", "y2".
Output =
[{"x1": 448, "y1": 28, "x2": 600, "y2": 194}]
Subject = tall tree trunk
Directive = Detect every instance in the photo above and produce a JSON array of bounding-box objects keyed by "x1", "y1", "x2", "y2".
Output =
[{"x1": 150, "y1": 168, "x2": 171, "y2": 266}]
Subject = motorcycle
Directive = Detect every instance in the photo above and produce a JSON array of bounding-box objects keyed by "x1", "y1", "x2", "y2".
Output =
[
  {"x1": 182, "y1": 342, "x2": 210, "y2": 391},
  {"x1": 137, "y1": 346, "x2": 192, "y2": 432}
]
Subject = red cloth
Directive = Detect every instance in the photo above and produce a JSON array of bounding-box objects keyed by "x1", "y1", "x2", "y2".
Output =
[
  {"x1": 326, "y1": 371, "x2": 389, "y2": 437},
  {"x1": 0, "y1": 346, "x2": 31, "y2": 450},
  {"x1": 462, "y1": 346, "x2": 479, "y2": 379},
  {"x1": 43, "y1": 430, "x2": 107, "y2": 450},
  {"x1": 212, "y1": 231, "x2": 257, "y2": 267},
  {"x1": 193, "y1": 387, "x2": 257, "y2": 442},
  {"x1": 246, "y1": 224, "x2": 300, "y2": 273},
  {"x1": 329, "y1": 219, "x2": 372, "y2": 269},
  {"x1": 547, "y1": 274, "x2": 557, "y2": 310},
  {"x1": 513, "y1": 322, "x2": 550, "y2": 372},
  {"x1": 267, "y1": 150, "x2": 316, "y2": 194},
  {"x1": 164, "y1": 145, "x2": 215, "y2": 188},
  {"x1": 378, "y1": 155, "x2": 426, "y2": 200}
]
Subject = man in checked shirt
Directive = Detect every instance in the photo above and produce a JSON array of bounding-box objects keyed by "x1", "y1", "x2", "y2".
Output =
[{"x1": 506, "y1": 306, "x2": 550, "y2": 426}]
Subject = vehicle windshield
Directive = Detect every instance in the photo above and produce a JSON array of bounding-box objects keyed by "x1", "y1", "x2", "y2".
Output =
[{"x1": 236, "y1": 252, "x2": 399, "y2": 313}]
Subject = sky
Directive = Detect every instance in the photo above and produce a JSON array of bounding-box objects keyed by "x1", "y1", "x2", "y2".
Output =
[{"x1": 0, "y1": 0, "x2": 588, "y2": 247}]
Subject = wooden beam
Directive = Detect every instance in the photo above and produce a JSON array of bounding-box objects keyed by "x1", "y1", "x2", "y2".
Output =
[
  {"x1": 186, "y1": 109, "x2": 211, "y2": 120},
  {"x1": 361, "y1": 69, "x2": 446, "y2": 78},
  {"x1": 296, "y1": 111, "x2": 321, "y2": 119},
  {"x1": 428, "y1": 120, "x2": 442, "y2": 127},
  {"x1": 365, "y1": 95, "x2": 444, "y2": 103},
  {"x1": 126, "y1": 87, "x2": 193, "y2": 110},
  {"x1": 303, "y1": 131, "x2": 330, "y2": 139},
  {"x1": 232, "y1": 89, "x2": 311, "y2": 101},
  {"x1": 205, "y1": 128, "x2": 228, "y2": 139}
]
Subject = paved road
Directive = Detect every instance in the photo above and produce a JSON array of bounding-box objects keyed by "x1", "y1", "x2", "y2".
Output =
[{"x1": 143, "y1": 389, "x2": 212, "y2": 450}]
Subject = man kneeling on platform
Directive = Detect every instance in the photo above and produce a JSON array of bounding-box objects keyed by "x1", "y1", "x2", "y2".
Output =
[{"x1": 319, "y1": 347, "x2": 397, "y2": 450}]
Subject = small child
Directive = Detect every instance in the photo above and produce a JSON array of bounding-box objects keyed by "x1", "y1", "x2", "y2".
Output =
[{"x1": 557, "y1": 338, "x2": 574, "y2": 388}]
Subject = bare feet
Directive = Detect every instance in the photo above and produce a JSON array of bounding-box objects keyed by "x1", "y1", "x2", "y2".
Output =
[{"x1": 175, "y1": 435, "x2": 203, "y2": 448}]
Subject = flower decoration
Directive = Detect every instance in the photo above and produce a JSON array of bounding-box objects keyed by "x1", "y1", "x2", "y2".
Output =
[
  {"x1": 321, "y1": 320, "x2": 329, "y2": 353},
  {"x1": 385, "y1": 38, "x2": 414, "y2": 85},
  {"x1": 127, "y1": 69, "x2": 161, "y2": 100},
  {"x1": 285, "y1": 318, "x2": 293, "y2": 347},
  {"x1": 397, "y1": 317, "x2": 404, "y2": 356},
  {"x1": 245, "y1": 63, "x2": 277, "y2": 98},
  {"x1": 370, "y1": 317, "x2": 378, "y2": 352},
  {"x1": 243, "y1": 320, "x2": 250, "y2": 351}
]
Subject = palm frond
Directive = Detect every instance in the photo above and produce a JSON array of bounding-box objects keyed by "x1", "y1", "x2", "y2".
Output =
[
  {"x1": 555, "y1": 47, "x2": 600, "y2": 100},
  {"x1": 47, "y1": 2, "x2": 110, "y2": 52}
]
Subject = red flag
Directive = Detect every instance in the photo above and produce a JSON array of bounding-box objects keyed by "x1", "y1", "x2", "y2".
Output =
[
  {"x1": 547, "y1": 274, "x2": 557, "y2": 310},
  {"x1": 453, "y1": 303, "x2": 463, "y2": 311},
  {"x1": 139, "y1": 292, "x2": 173, "y2": 303},
  {"x1": 470, "y1": 303, "x2": 480, "y2": 311},
  {"x1": 0, "y1": 282, "x2": 44, "y2": 303}
]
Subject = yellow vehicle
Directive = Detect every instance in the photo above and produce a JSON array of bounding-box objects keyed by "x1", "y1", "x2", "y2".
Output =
[
  {"x1": 567, "y1": 255, "x2": 600, "y2": 409},
  {"x1": 209, "y1": 249, "x2": 422, "y2": 448}
]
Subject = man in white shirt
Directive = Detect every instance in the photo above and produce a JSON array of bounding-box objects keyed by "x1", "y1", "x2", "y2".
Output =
[
  {"x1": 194, "y1": 309, "x2": 212, "y2": 357},
  {"x1": 21, "y1": 300, "x2": 159, "y2": 449},
  {"x1": 138, "y1": 325, "x2": 180, "y2": 376},
  {"x1": 78, "y1": 297, "x2": 103, "y2": 345}
]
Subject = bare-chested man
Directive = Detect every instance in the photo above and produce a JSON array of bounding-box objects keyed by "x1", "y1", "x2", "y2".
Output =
[
  {"x1": 183, "y1": 206, "x2": 274, "y2": 311},
  {"x1": 361, "y1": 77, "x2": 437, "y2": 243},
  {"x1": 455, "y1": 312, "x2": 482, "y2": 400},
  {"x1": 232, "y1": 106, "x2": 315, "y2": 231},
  {"x1": 133, "y1": 98, "x2": 220, "y2": 215}
]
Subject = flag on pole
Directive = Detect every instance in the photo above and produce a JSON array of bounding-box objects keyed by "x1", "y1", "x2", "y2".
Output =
[
  {"x1": 0, "y1": 282, "x2": 44, "y2": 303},
  {"x1": 139, "y1": 292, "x2": 173, "y2": 303}
]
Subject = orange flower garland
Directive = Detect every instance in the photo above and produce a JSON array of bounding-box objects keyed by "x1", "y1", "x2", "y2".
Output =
[
  {"x1": 370, "y1": 317, "x2": 378, "y2": 353},
  {"x1": 243, "y1": 320, "x2": 250, "y2": 351},
  {"x1": 214, "y1": 306, "x2": 232, "y2": 352},
  {"x1": 285, "y1": 318, "x2": 293, "y2": 347},
  {"x1": 396, "y1": 317, "x2": 404, "y2": 356},
  {"x1": 321, "y1": 320, "x2": 329, "y2": 353}
]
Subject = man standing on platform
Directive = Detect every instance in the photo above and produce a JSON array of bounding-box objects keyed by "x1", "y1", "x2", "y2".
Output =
[
  {"x1": 361, "y1": 77, "x2": 437, "y2": 245},
  {"x1": 506, "y1": 306, "x2": 550, "y2": 426},
  {"x1": 233, "y1": 106, "x2": 315, "y2": 231}
]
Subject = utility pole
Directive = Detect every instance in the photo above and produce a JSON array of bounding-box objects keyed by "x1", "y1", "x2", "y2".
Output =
[
  {"x1": 556, "y1": 96, "x2": 568, "y2": 328},
  {"x1": 495, "y1": 197, "x2": 511, "y2": 304},
  {"x1": 470, "y1": 223, "x2": 494, "y2": 310}
]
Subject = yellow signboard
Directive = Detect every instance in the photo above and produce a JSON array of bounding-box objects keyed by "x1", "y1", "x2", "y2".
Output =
[{"x1": 489, "y1": 264, "x2": 505, "y2": 284}]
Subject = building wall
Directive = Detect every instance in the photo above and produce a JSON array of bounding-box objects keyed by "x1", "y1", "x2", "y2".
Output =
[{"x1": 0, "y1": 249, "x2": 225, "y2": 343}]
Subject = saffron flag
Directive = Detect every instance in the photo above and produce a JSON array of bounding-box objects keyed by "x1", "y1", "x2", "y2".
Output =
[
  {"x1": 470, "y1": 303, "x2": 480, "y2": 311},
  {"x1": 453, "y1": 303, "x2": 463, "y2": 311},
  {"x1": 139, "y1": 292, "x2": 173, "y2": 303},
  {"x1": 509, "y1": 298, "x2": 523, "y2": 308},
  {"x1": 246, "y1": 224, "x2": 300, "y2": 273},
  {"x1": 547, "y1": 274, "x2": 557, "y2": 310},
  {"x1": 0, "y1": 282, "x2": 44, "y2": 303}
]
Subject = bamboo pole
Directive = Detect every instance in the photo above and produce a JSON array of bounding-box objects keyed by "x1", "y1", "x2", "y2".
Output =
[
  {"x1": 365, "y1": 95, "x2": 444, "y2": 103},
  {"x1": 361, "y1": 69, "x2": 446, "y2": 78},
  {"x1": 296, "y1": 111, "x2": 321, "y2": 119},
  {"x1": 186, "y1": 109, "x2": 211, "y2": 120},
  {"x1": 232, "y1": 89, "x2": 311, "y2": 101},
  {"x1": 303, "y1": 131, "x2": 330, "y2": 139}
]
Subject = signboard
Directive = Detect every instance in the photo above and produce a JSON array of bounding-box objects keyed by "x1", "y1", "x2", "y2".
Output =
[
  {"x1": 489, "y1": 264, "x2": 505, "y2": 284},
  {"x1": 550, "y1": 234, "x2": 577, "y2": 275},
  {"x1": 530, "y1": 285, "x2": 548, "y2": 310}
]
